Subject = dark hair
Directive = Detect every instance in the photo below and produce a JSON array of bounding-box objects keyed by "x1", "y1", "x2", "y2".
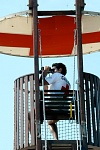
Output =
[{"x1": 52, "y1": 63, "x2": 67, "y2": 75}]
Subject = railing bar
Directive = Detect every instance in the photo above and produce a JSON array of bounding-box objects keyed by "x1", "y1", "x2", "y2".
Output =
[
  {"x1": 30, "y1": 75, "x2": 35, "y2": 146},
  {"x1": 44, "y1": 102, "x2": 75, "y2": 104},
  {"x1": 17, "y1": 79, "x2": 20, "y2": 149},
  {"x1": 20, "y1": 78, "x2": 24, "y2": 148},
  {"x1": 84, "y1": 73, "x2": 91, "y2": 144},
  {"x1": 44, "y1": 94, "x2": 75, "y2": 96},
  {"x1": 98, "y1": 79, "x2": 100, "y2": 146},
  {"x1": 94, "y1": 77, "x2": 100, "y2": 146},
  {"x1": 90, "y1": 75, "x2": 96, "y2": 145},
  {"x1": 24, "y1": 76, "x2": 28, "y2": 147},
  {"x1": 14, "y1": 80, "x2": 17, "y2": 150},
  {"x1": 44, "y1": 90, "x2": 75, "y2": 92},
  {"x1": 44, "y1": 98, "x2": 74, "y2": 101},
  {"x1": 45, "y1": 109, "x2": 75, "y2": 111}
]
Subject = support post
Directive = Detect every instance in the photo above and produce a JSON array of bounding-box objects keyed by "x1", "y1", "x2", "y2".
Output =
[
  {"x1": 29, "y1": 0, "x2": 41, "y2": 150},
  {"x1": 75, "y1": 0, "x2": 87, "y2": 149}
]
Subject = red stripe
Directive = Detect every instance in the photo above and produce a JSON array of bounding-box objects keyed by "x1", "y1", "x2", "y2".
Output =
[
  {"x1": 0, "y1": 32, "x2": 33, "y2": 48},
  {"x1": 82, "y1": 32, "x2": 100, "y2": 44},
  {"x1": 0, "y1": 32, "x2": 99, "y2": 56},
  {"x1": 1, "y1": 32, "x2": 99, "y2": 48}
]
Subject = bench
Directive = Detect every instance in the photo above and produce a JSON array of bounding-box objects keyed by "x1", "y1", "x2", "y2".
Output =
[{"x1": 40, "y1": 90, "x2": 78, "y2": 121}]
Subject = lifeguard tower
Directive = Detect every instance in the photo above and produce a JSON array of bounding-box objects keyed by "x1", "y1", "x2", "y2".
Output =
[
  {"x1": 13, "y1": 0, "x2": 100, "y2": 150},
  {"x1": 0, "y1": 0, "x2": 99, "y2": 150}
]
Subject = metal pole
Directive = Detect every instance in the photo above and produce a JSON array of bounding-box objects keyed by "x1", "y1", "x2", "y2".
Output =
[
  {"x1": 75, "y1": 0, "x2": 87, "y2": 149},
  {"x1": 29, "y1": 0, "x2": 41, "y2": 150}
]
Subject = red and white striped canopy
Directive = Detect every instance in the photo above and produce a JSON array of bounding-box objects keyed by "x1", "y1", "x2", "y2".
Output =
[{"x1": 0, "y1": 13, "x2": 100, "y2": 57}]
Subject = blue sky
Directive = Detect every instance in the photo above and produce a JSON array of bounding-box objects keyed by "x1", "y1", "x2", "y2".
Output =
[{"x1": 0, "y1": 0, "x2": 100, "y2": 150}]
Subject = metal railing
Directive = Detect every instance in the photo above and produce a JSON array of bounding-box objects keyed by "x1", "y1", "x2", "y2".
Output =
[
  {"x1": 14, "y1": 72, "x2": 100, "y2": 149},
  {"x1": 83, "y1": 72, "x2": 100, "y2": 147},
  {"x1": 14, "y1": 74, "x2": 35, "y2": 150}
]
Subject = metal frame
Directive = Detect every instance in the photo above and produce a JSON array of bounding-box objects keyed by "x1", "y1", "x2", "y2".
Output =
[{"x1": 0, "y1": 10, "x2": 100, "y2": 21}]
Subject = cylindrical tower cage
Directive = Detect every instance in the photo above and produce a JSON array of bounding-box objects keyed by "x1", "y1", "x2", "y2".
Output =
[
  {"x1": 14, "y1": 74, "x2": 36, "y2": 150},
  {"x1": 14, "y1": 72, "x2": 100, "y2": 150},
  {"x1": 14, "y1": 73, "x2": 80, "y2": 150},
  {"x1": 83, "y1": 72, "x2": 100, "y2": 147}
]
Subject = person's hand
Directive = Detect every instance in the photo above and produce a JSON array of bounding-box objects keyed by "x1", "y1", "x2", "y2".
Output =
[
  {"x1": 44, "y1": 66, "x2": 51, "y2": 72},
  {"x1": 43, "y1": 66, "x2": 51, "y2": 76}
]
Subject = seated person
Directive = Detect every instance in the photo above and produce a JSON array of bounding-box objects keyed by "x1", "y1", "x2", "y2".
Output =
[{"x1": 40, "y1": 63, "x2": 70, "y2": 140}]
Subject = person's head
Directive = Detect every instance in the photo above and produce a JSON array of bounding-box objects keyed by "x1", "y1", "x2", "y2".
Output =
[{"x1": 52, "y1": 63, "x2": 67, "y2": 75}]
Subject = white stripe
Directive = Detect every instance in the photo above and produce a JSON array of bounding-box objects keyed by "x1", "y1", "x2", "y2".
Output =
[
  {"x1": 82, "y1": 42, "x2": 100, "y2": 53},
  {"x1": 0, "y1": 16, "x2": 33, "y2": 35},
  {"x1": 72, "y1": 42, "x2": 100, "y2": 55},
  {"x1": 82, "y1": 15, "x2": 100, "y2": 33},
  {"x1": 0, "y1": 46, "x2": 30, "y2": 56},
  {"x1": 0, "y1": 44, "x2": 99, "y2": 57}
]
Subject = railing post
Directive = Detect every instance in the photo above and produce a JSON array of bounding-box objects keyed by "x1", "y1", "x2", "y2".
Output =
[
  {"x1": 75, "y1": 0, "x2": 87, "y2": 149},
  {"x1": 29, "y1": 0, "x2": 41, "y2": 149}
]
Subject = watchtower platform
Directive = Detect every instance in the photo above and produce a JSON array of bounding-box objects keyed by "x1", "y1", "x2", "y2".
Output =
[{"x1": 13, "y1": 72, "x2": 100, "y2": 150}]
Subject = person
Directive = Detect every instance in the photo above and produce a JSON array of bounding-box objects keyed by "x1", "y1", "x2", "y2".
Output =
[{"x1": 40, "y1": 63, "x2": 71, "y2": 140}]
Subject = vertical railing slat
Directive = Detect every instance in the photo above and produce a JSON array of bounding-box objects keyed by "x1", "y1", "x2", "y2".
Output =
[
  {"x1": 94, "y1": 77, "x2": 99, "y2": 146},
  {"x1": 20, "y1": 78, "x2": 24, "y2": 148},
  {"x1": 84, "y1": 73, "x2": 91, "y2": 144},
  {"x1": 30, "y1": 75, "x2": 35, "y2": 146},
  {"x1": 90, "y1": 75, "x2": 96, "y2": 145},
  {"x1": 17, "y1": 79, "x2": 20, "y2": 149},
  {"x1": 98, "y1": 79, "x2": 100, "y2": 147},
  {"x1": 14, "y1": 80, "x2": 17, "y2": 150},
  {"x1": 24, "y1": 76, "x2": 29, "y2": 147}
]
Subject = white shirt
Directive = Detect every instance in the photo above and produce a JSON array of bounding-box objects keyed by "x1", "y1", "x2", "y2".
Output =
[{"x1": 45, "y1": 72, "x2": 70, "y2": 92}]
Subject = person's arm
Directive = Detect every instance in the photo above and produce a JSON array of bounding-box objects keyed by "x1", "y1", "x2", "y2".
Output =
[{"x1": 39, "y1": 66, "x2": 50, "y2": 86}]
